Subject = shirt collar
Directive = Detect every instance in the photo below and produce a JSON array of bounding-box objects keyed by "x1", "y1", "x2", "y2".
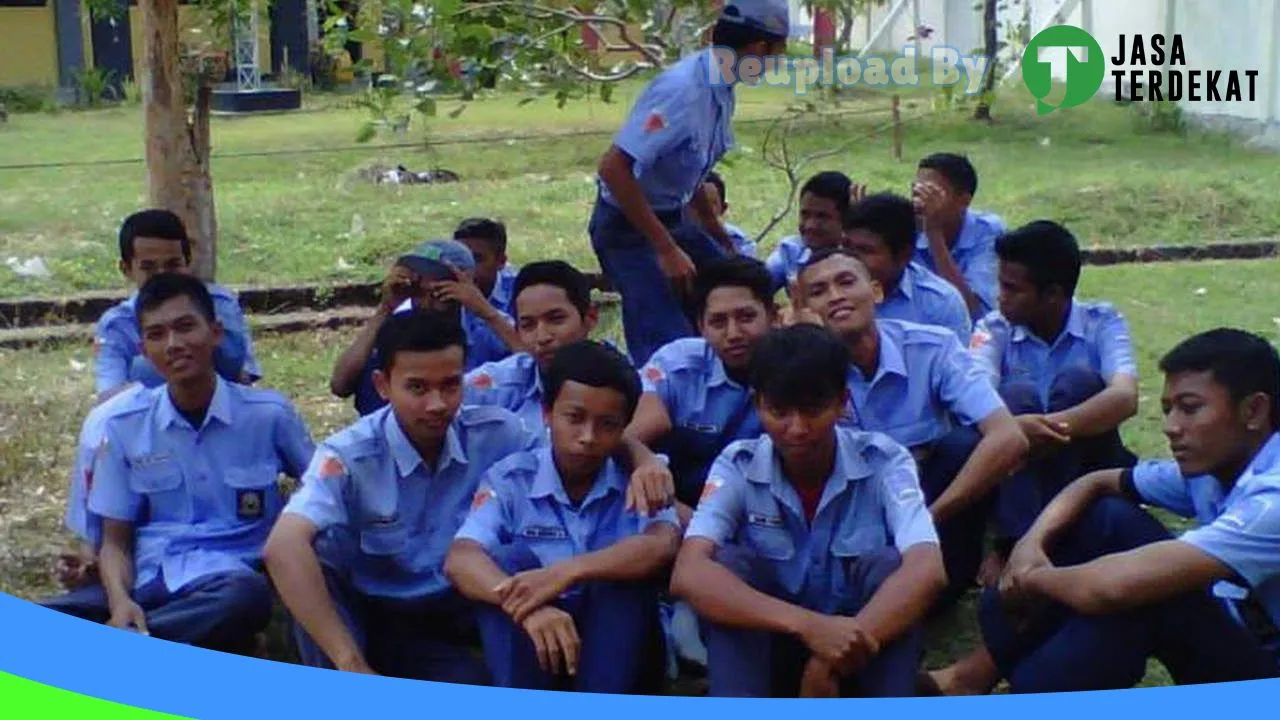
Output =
[
  {"x1": 529, "y1": 447, "x2": 625, "y2": 505},
  {"x1": 1240, "y1": 433, "x2": 1280, "y2": 485},
  {"x1": 384, "y1": 409, "x2": 467, "y2": 477},
  {"x1": 157, "y1": 375, "x2": 233, "y2": 430},
  {"x1": 744, "y1": 432, "x2": 875, "y2": 494},
  {"x1": 858, "y1": 323, "x2": 908, "y2": 381},
  {"x1": 887, "y1": 263, "x2": 919, "y2": 302},
  {"x1": 1010, "y1": 302, "x2": 1087, "y2": 344}
]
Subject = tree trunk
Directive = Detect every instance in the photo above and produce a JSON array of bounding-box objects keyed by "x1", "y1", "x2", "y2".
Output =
[
  {"x1": 973, "y1": 0, "x2": 998, "y2": 121},
  {"x1": 141, "y1": 0, "x2": 217, "y2": 281}
]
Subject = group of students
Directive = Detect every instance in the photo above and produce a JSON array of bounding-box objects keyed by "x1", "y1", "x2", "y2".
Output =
[{"x1": 34, "y1": 0, "x2": 1280, "y2": 698}]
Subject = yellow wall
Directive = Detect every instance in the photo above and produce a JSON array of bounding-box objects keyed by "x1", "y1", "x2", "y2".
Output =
[{"x1": 0, "y1": 6, "x2": 59, "y2": 86}]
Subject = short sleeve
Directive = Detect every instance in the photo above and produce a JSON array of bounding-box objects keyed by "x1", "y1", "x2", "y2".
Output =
[
  {"x1": 282, "y1": 448, "x2": 352, "y2": 531},
  {"x1": 213, "y1": 292, "x2": 260, "y2": 381},
  {"x1": 640, "y1": 348, "x2": 681, "y2": 409},
  {"x1": 86, "y1": 423, "x2": 142, "y2": 523},
  {"x1": 463, "y1": 364, "x2": 505, "y2": 407},
  {"x1": 93, "y1": 319, "x2": 133, "y2": 395},
  {"x1": 1131, "y1": 459, "x2": 1197, "y2": 518},
  {"x1": 274, "y1": 403, "x2": 317, "y2": 479},
  {"x1": 454, "y1": 481, "x2": 507, "y2": 550},
  {"x1": 637, "y1": 505, "x2": 680, "y2": 534},
  {"x1": 1095, "y1": 309, "x2": 1138, "y2": 381},
  {"x1": 939, "y1": 292, "x2": 974, "y2": 345},
  {"x1": 968, "y1": 316, "x2": 1005, "y2": 386},
  {"x1": 684, "y1": 451, "x2": 748, "y2": 545},
  {"x1": 876, "y1": 443, "x2": 939, "y2": 550},
  {"x1": 764, "y1": 245, "x2": 789, "y2": 291},
  {"x1": 1180, "y1": 486, "x2": 1280, "y2": 589},
  {"x1": 613, "y1": 76, "x2": 696, "y2": 167},
  {"x1": 934, "y1": 333, "x2": 1005, "y2": 426}
]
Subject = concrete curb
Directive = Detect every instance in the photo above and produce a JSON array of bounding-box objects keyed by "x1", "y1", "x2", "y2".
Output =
[{"x1": 1, "y1": 240, "x2": 1276, "y2": 350}]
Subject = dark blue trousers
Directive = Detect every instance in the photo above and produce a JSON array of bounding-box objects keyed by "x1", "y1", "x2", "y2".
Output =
[
  {"x1": 292, "y1": 563, "x2": 489, "y2": 684},
  {"x1": 997, "y1": 368, "x2": 1138, "y2": 541},
  {"x1": 41, "y1": 571, "x2": 272, "y2": 653},
  {"x1": 703, "y1": 547, "x2": 923, "y2": 697},
  {"x1": 980, "y1": 496, "x2": 1280, "y2": 692},
  {"x1": 475, "y1": 544, "x2": 662, "y2": 693},
  {"x1": 588, "y1": 196, "x2": 728, "y2": 367},
  {"x1": 917, "y1": 426, "x2": 990, "y2": 611}
]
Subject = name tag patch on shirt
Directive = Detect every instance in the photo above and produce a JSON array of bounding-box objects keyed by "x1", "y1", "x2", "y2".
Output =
[
  {"x1": 132, "y1": 453, "x2": 172, "y2": 470},
  {"x1": 747, "y1": 513, "x2": 785, "y2": 528},
  {"x1": 520, "y1": 525, "x2": 569, "y2": 540},
  {"x1": 1220, "y1": 497, "x2": 1271, "y2": 532},
  {"x1": 888, "y1": 472, "x2": 922, "y2": 504},
  {"x1": 683, "y1": 421, "x2": 720, "y2": 434},
  {"x1": 236, "y1": 489, "x2": 265, "y2": 520}
]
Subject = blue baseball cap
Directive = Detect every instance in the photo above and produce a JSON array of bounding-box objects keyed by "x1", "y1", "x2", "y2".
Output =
[
  {"x1": 719, "y1": 0, "x2": 790, "y2": 39},
  {"x1": 396, "y1": 238, "x2": 476, "y2": 280}
]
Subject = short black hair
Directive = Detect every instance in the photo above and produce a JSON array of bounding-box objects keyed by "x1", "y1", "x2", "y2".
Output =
[
  {"x1": 800, "y1": 171, "x2": 854, "y2": 216},
  {"x1": 798, "y1": 246, "x2": 870, "y2": 280},
  {"x1": 375, "y1": 309, "x2": 467, "y2": 373},
  {"x1": 694, "y1": 256, "x2": 776, "y2": 318},
  {"x1": 512, "y1": 260, "x2": 591, "y2": 318},
  {"x1": 710, "y1": 17, "x2": 787, "y2": 49},
  {"x1": 453, "y1": 217, "x2": 508, "y2": 254},
  {"x1": 119, "y1": 209, "x2": 191, "y2": 265},
  {"x1": 542, "y1": 340, "x2": 642, "y2": 421},
  {"x1": 704, "y1": 170, "x2": 727, "y2": 205},
  {"x1": 843, "y1": 192, "x2": 917, "y2": 259},
  {"x1": 135, "y1": 272, "x2": 215, "y2": 325},
  {"x1": 918, "y1": 153, "x2": 978, "y2": 196},
  {"x1": 1160, "y1": 329, "x2": 1280, "y2": 430},
  {"x1": 750, "y1": 325, "x2": 849, "y2": 413},
  {"x1": 995, "y1": 220, "x2": 1082, "y2": 297}
]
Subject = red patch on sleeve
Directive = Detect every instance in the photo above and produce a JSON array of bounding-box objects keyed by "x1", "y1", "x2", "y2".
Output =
[
  {"x1": 699, "y1": 477, "x2": 723, "y2": 505},
  {"x1": 469, "y1": 372, "x2": 494, "y2": 390},
  {"x1": 643, "y1": 111, "x2": 667, "y2": 133},
  {"x1": 319, "y1": 455, "x2": 346, "y2": 479},
  {"x1": 643, "y1": 365, "x2": 665, "y2": 384},
  {"x1": 472, "y1": 487, "x2": 496, "y2": 511},
  {"x1": 969, "y1": 330, "x2": 991, "y2": 351}
]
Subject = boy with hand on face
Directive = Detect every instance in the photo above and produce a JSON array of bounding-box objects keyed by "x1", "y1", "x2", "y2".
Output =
[
  {"x1": 44, "y1": 273, "x2": 314, "y2": 653},
  {"x1": 697, "y1": 171, "x2": 757, "y2": 259},
  {"x1": 912, "y1": 153, "x2": 1006, "y2": 321},
  {"x1": 454, "y1": 218, "x2": 519, "y2": 317},
  {"x1": 671, "y1": 324, "x2": 946, "y2": 697},
  {"x1": 447, "y1": 341, "x2": 681, "y2": 693},
  {"x1": 330, "y1": 239, "x2": 523, "y2": 416}
]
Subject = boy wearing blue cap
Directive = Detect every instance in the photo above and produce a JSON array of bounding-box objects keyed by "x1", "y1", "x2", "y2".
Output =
[
  {"x1": 330, "y1": 239, "x2": 524, "y2": 416},
  {"x1": 591, "y1": 0, "x2": 790, "y2": 367}
]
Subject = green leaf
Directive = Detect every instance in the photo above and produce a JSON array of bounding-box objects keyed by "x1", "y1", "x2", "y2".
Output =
[
  {"x1": 347, "y1": 28, "x2": 380, "y2": 44},
  {"x1": 416, "y1": 97, "x2": 437, "y2": 117},
  {"x1": 356, "y1": 122, "x2": 377, "y2": 143}
]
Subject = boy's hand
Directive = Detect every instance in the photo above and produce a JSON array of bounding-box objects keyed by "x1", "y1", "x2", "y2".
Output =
[
  {"x1": 521, "y1": 606, "x2": 580, "y2": 676},
  {"x1": 107, "y1": 599, "x2": 149, "y2": 635},
  {"x1": 625, "y1": 462, "x2": 675, "y2": 517},
  {"x1": 379, "y1": 266, "x2": 418, "y2": 312},
  {"x1": 913, "y1": 181, "x2": 950, "y2": 230},
  {"x1": 495, "y1": 565, "x2": 577, "y2": 623},
  {"x1": 800, "y1": 656, "x2": 842, "y2": 698},
  {"x1": 56, "y1": 551, "x2": 99, "y2": 590}
]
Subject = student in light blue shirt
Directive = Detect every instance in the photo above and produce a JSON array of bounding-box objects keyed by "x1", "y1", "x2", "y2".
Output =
[
  {"x1": 464, "y1": 261, "x2": 599, "y2": 436},
  {"x1": 41, "y1": 273, "x2": 315, "y2": 653},
  {"x1": 913, "y1": 153, "x2": 1005, "y2": 321},
  {"x1": 794, "y1": 248, "x2": 1027, "y2": 611},
  {"x1": 591, "y1": 1, "x2": 790, "y2": 366},
  {"x1": 672, "y1": 324, "x2": 945, "y2": 697},
  {"x1": 454, "y1": 217, "x2": 519, "y2": 317},
  {"x1": 764, "y1": 171, "x2": 856, "y2": 291},
  {"x1": 928, "y1": 329, "x2": 1280, "y2": 695},
  {"x1": 970, "y1": 221, "x2": 1139, "y2": 556},
  {"x1": 329, "y1": 239, "x2": 523, "y2": 416},
  {"x1": 94, "y1": 209, "x2": 261, "y2": 403},
  {"x1": 699, "y1": 171, "x2": 757, "y2": 258},
  {"x1": 448, "y1": 340, "x2": 680, "y2": 693},
  {"x1": 843, "y1": 192, "x2": 971, "y2": 343}
]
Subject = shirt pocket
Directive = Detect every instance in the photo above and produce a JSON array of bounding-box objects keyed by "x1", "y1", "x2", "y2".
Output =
[
  {"x1": 223, "y1": 463, "x2": 282, "y2": 523},
  {"x1": 744, "y1": 518, "x2": 796, "y2": 561},
  {"x1": 830, "y1": 525, "x2": 888, "y2": 559},
  {"x1": 360, "y1": 522, "x2": 410, "y2": 557}
]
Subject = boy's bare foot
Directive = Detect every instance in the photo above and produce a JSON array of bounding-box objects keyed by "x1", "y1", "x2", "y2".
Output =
[
  {"x1": 977, "y1": 549, "x2": 1007, "y2": 588},
  {"x1": 924, "y1": 646, "x2": 1001, "y2": 696}
]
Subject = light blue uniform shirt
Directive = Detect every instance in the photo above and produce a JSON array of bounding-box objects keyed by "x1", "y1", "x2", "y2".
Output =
[
  {"x1": 456, "y1": 447, "x2": 678, "y2": 570},
  {"x1": 93, "y1": 284, "x2": 262, "y2": 394},
  {"x1": 65, "y1": 383, "x2": 149, "y2": 546},
  {"x1": 914, "y1": 209, "x2": 1005, "y2": 320},
  {"x1": 489, "y1": 265, "x2": 519, "y2": 317},
  {"x1": 878, "y1": 261, "x2": 972, "y2": 344},
  {"x1": 686, "y1": 428, "x2": 938, "y2": 607},
  {"x1": 87, "y1": 378, "x2": 315, "y2": 593},
  {"x1": 641, "y1": 337, "x2": 761, "y2": 505},
  {"x1": 764, "y1": 235, "x2": 811, "y2": 290},
  {"x1": 282, "y1": 404, "x2": 536, "y2": 600},
  {"x1": 464, "y1": 352, "x2": 546, "y2": 437},
  {"x1": 724, "y1": 223, "x2": 758, "y2": 259},
  {"x1": 601, "y1": 49, "x2": 736, "y2": 213},
  {"x1": 841, "y1": 319, "x2": 1005, "y2": 449},
  {"x1": 970, "y1": 301, "x2": 1138, "y2": 405},
  {"x1": 1132, "y1": 433, "x2": 1280, "y2": 656}
]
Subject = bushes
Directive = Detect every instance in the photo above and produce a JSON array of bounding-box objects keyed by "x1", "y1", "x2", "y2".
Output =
[{"x1": 0, "y1": 84, "x2": 57, "y2": 114}]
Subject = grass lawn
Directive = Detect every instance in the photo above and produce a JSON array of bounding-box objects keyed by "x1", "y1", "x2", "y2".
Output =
[
  {"x1": 2, "y1": 81, "x2": 1279, "y2": 299},
  {"x1": 3, "y1": 259, "x2": 1278, "y2": 689}
]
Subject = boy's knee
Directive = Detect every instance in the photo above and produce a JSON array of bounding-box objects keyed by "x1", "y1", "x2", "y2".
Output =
[
  {"x1": 1047, "y1": 367, "x2": 1106, "y2": 412},
  {"x1": 999, "y1": 380, "x2": 1042, "y2": 415}
]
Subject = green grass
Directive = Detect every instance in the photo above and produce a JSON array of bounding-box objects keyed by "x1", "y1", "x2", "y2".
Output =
[
  {"x1": 3, "y1": 259, "x2": 1278, "y2": 689},
  {"x1": 2, "y1": 82, "x2": 1279, "y2": 299}
]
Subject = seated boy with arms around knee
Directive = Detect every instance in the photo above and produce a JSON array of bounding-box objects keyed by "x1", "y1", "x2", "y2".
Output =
[
  {"x1": 931, "y1": 329, "x2": 1280, "y2": 694},
  {"x1": 446, "y1": 341, "x2": 681, "y2": 693},
  {"x1": 671, "y1": 324, "x2": 946, "y2": 698}
]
